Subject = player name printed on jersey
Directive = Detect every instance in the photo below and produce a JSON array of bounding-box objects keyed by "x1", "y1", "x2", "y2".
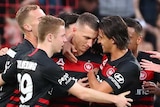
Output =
[{"x1": 17, "y1": 60, "x2": 37, "y2": 71}]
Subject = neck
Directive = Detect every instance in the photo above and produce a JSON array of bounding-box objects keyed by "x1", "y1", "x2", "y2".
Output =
[
  {"x1": 132, "y1": 49, "x2": 138, "y2": 57},
  {"x1": 37, "y1": 43, "x2": 54, "y2": 58},
  {"x1": 24, "y1": 33, "x2": 37, "y2": 48},
  {"x1": 110, "y1": 48, "x2": 128, "y2": 61}
]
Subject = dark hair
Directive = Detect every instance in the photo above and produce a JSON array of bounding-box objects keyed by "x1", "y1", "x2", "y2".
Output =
[
  {"x1": 99, "y1": 16, "x2": 129, "y2": 50},
  {"x1": 123, "y1": 17, "x2": 143, "y2": 35},
  {"x1": 77, "y1": 12, "x2": 99, "y2": 31},
  {"x1": 58, "y1": 12, "x2": 79, "y2": 28}
]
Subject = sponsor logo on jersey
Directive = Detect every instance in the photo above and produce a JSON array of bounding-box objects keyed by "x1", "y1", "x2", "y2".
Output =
[
  {"x1": 84, "y1": 61, "x2": 93, "y2": 72},
  {"x1": 114, "y1": 73, "x2": 124, "y2": 84},
  {"x1": 140, "y1": 70, "x2": 147, "y2": 80},
  {"x1": 108, "y1": 76, "x2": 121, "y2": 89},
  {"x1": 58, "y1": 73, "x2": 75, "y2": 85},
  {"x1": 135, "y1": 89, "x2": 149, "y2": 95}
]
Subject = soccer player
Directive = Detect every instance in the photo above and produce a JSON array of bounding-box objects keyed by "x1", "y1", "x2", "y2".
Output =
[
  {"x1": 0, "y1": 5, "x2": 46, "y2": 106},
  {"x1": 50, "y1": 12, "x2": 102, "y2": 107},
  {"x1": 124, "y1": 17, "x2": 160, "y2": 107},
  {"x1": 0, "y1": 15, "x2": 132, "y2": 107},
  {"x1": 87, "y1": 16, "x2": 141, "y2": 107}
]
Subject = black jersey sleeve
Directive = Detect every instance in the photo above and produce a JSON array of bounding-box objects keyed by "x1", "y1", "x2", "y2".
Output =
[
  {"x1": 104, "y1": 61, "x2": 140, "y2": 94},
  {"x1": 0, "y1": 55, "x2": 7, "y2": 71},
  {"x1": 1, "y1": 61, "x2": 17, "y2": 84},
  {"x1": 41, "y1": 62, "x2": 75, "y2": 91}
]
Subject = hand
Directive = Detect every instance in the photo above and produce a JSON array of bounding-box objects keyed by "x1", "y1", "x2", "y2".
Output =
[
  {"x1": 115, "y1": 91, "x2": 133, "y2": 107},
  {"x1": 144, "y1": 51, "x2": 160, "y2": 60},
  {"x1": 78, "y1": 77, "x2": 89, "y2": 87},
  {"x1": 0, "y1": 47, "x2": 9, "y2": 56},
  {"x1": 62, "y1": 41, "x2": 77, "y2": 63},
  {"x1": 140, "y1": 59, "x2": 160, "y2": 72},
  {"x1": 143, "y1": 81, "x2": 160, "y2": 95}
]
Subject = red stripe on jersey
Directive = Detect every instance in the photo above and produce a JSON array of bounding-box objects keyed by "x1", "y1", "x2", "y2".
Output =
[
  {"x1": 38, "y1": 98, "x2": 49, "y2": 105},
  {"x1": 6, "y1": 104, "x2": 18, "y2": 107},
  {"x1": 136, "y1": 96, "x2": 154, "y2": 101},
  {"x1": 34, "y1": 105, "x2": 42, "y2": 107},
  {"x1": 35, "y1": 105, "x2": 43, "y2": 107},
  {"x1": 28, "y1": 48, "x2": 39, "y2": 56},
  {"x1": 50, "y1": 95, "x2": 89, "y2": 107},
  {"x1": 10, "y1": 96, "x2": 20, "y2": 102},
  {"x1": 13, "y1": 89, "x2": 20, "y2": 94},
  {"x1": 53, "y1": 58, "x2": 100, "y2": 72}
]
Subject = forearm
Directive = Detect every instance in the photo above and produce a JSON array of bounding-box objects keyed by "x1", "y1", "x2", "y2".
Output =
[
  {"x1": 69, "y1": 82, "x2": 116, "y2": 104},
  {"x1": 88, "y1": 71, "x2": 100, "y2": 89},
  {"x1": 0, "y1": 74, "x2": 5, "y2": 86}
]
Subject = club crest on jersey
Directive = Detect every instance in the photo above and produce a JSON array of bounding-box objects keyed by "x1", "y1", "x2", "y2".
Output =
[
  {"x1": 140, "y1": 70, "x2": 147, "y2": 80},
  {"x1": 84, "y1": 61, "x2": 93, "y2": 72},
  {"x1": 106, "y1": 68, "x2": 115, "y2": 77}
]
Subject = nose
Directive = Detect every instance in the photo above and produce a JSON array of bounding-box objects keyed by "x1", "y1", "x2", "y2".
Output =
[
  {"x1": 63, "y1": 36, "x2": 67, "y2": 43},
  {"x1": 87, "y1": 39, "x2": 93, "y2": 47}
]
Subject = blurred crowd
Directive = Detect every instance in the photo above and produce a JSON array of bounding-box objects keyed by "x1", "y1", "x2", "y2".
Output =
[{"x1": 0, "y1": 0, "x2": 160, "y2": 52}]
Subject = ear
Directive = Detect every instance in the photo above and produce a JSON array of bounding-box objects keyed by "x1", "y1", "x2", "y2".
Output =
[
  {"x1": 137, "y1": 36, "x2": 142, "y2": 45},
  {"x1": 111, "y1": 37, "x2": 115, "y2": 44},
  {"x1": 47, "y1": 33, "x2": 53, "y2": 42},
  {"x1": 72, "y1": 26, "x2": 77, "y2": 32},
  {"x1": 23, "y1": 24, "x2": 32, "y2": 32}
]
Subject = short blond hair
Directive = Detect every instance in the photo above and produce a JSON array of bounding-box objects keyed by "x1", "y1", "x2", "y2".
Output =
[
  {"x1": 38, "y1": 15, "x2": 65, "y2": 42},
  {"x1": 16, "y1": 5, "x2": 40, "y2": 32}
]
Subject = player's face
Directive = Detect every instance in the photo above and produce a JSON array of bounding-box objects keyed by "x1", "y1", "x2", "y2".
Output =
[
  {"x1": 98, "y1": 29, "x2": 113, "y2": 53},
  {"x1": 27, "y1": 8, "x2": 46, "y2": 37},
  {"x1": 128, "y1": 27, "x2": 141, "y2": 52},
  {"x1": 54, "y1": 26, "x2": 67, "y2": 53},
  {"x1": 72, "y1": 24, "x2": 98, "y2": 55}
]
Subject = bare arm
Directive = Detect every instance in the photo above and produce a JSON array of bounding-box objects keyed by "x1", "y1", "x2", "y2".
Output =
[
  {"x1": 87, "y1": 70, "x2": 113, "y2": 93},
  {"x1": 0, "y1": 74, "x2": 5, "y2": 86},
  {"x1": 68, "y1": 82, "x2": 132, "y2": 107}
]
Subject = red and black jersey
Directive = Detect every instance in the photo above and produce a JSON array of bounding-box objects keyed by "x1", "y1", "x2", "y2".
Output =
[
  {"x1": 49, "y1": 50, "x2": 102, "y2": 107},
  {"x1": 132, "y1": 51, "x2": 160, "y2": 107},
  {"x1": 2, "y1": 49, "x2": 75, "y2": 107},
  {"x1": 0, "y1": 39, "x2": 34, "y2": 107},
  {"x1": 92, "y1": 50, "x2": 141, "y2": 107}
]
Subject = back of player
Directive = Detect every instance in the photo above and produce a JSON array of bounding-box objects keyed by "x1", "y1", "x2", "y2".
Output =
[
  {"x1": 0, "y1": 40, "x2": 34, "y2": 107},
  {"x1": 0, "y1": 5, "x2": 46, "y2": 106}
]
